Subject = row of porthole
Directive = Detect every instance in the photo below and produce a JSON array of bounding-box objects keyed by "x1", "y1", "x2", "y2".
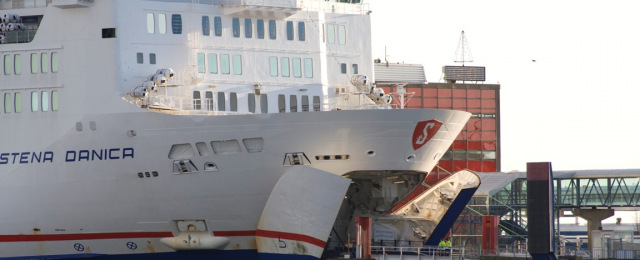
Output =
[{"x1": 137, "y1": 171, "x2": 159, "y2": 178}]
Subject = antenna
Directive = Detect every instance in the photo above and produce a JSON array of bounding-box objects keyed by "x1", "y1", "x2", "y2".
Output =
[{"x1": 453, "y1": 30, "x2": 473, "y2": 66}]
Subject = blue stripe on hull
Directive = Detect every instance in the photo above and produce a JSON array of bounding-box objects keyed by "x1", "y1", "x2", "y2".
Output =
[
  {"x1": 425, "y1": 187, "x2": 478, "y2": 246},
  {"x1": 1, "y1": 251, "x2": 319, "y2": 260}
]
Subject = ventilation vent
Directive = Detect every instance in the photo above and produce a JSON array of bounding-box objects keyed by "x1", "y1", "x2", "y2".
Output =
[
  {"x1": 173, "y1": 159, "x2": 198, "y2": 174},
  {"x1": 283, "y1": 152, "x2": 311, "y2": 166},
  {"x1": 315, "y1": 154, "x2": 350, "y2": 161}
]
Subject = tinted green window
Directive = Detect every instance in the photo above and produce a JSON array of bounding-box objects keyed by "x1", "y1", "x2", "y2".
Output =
[
  {"x1": 41, "y1": 91, "x2": 49, "y2": 112},
  {"x1": 221, "y1": 54, "x2": 230, "y2": 74},
  {"x1": 14, "y1": 92, "x2": 21, "y2": 113},
  {"x1": 149, "y1": 53, "x2": 156, "y2": 64},
  {"x1": 41, "y1": 53, "x2": 49, "y2": 73},
  {"x1": 281, "y1": 57, "x2": 290, "y2": 77},
  {"x1": 14, "y1": 54, "x2": 21, "y2": 75},
  {"x1": 158, "y1": 14, "x2": 167, "y2": 34},
  {"x1": 208, "y1": 53, "x2": 218, "y2": 74},
  {"x1": 340, "y1": 63, "x2": 347, "y2": 74},
  {"x1": 147, "y1": 13, "x2": 155, "y2": 34},
  {"x1": 232, "y1": 54, "x2": 242, "y2": 75},
  {"x1": 31, "y1": 91, "x2": 38, "y2": 112},
  {"x1": 327, "y1": 24, "x2": 335, "y2": 44},
  {"x1": 4, "y1": 55, "x2": 10, "y2": 75},
  {"x1": 31, "y1": 53, "x2": 38, "y2": 74},
  {"x1": 202, "y1": 16, "x2": 210, "y2": 36},
  {"x1": 51, "y1": 52, "x2": 59, "y2": 73},
  {"x1": 137, "y1": 53, "x2": 143, "y2": 64},
  {"x1": 51, "y1": 90, "x2": 59, "y2": 111},
  {"x1": 338, "y1": 25, "x2": 346, "y2": 44},
  {"x1": 269, "y1": 56, "x2": 278, "y2": 77},
  {"x1": 197, "y1": 53, "x2": 205, "y2": 73},
  {"x1": 292, "y1": 58, "x2": 301, "y2": 78},
  {"x1": 171, "y1": 14, "x2": 182, "y2": 34},
  {"x1": 4, "y1": 93, "x2": 11, "y2": 113},
  {"x1": 304, "y1": 58, "x2": 313, "y2": 78}
]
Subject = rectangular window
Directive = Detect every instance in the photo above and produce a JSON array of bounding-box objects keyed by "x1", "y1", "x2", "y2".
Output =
[
  {"x1": 193, "y1": 91, "x2": 201, "y2": 110},
  {"x1": 221, "y1": 54, "x2": 230, "y2": 74},
  {"x1": 51, "y1": 91, "x2": 59, "y2": 111},
  {"x1": 149, "y1": 53, "x2": 156, "y2": 64},
  {"x1": 217, "y1": 92, "x2": 226, "y2": 111},
  {"x1": 41, "y1": 91, "x2": 49, "y2": 112},
  {"x1": 41, "y1": 53, "x2": 49, "y2": 73},
  {"x1": 327, "y1": 24, "x2": 335, "y2": 44},
  {"x1": 208, "y1": 53, "x2": 218, "y2": 74},
  {"x1": 269, "y1": 56, "x2": 278, "y2": 77},
  {"x1": 352, "y1": 64, "x2": 358, "y2": 74},
  {"x1": 158, "y1": 14, "x2": 167, "y2": 34},
  {"x1": 14, "y1": 92, "x2": 21, "y2": 113},
  {"x1": 257, "y1": 19, "x2": 264, "y2": 39},
  {"x1": 31, "y1": 53, "x2": 38, "y2": 74},
  {"x1": 244, "y1": 18, "x2": 252, "y2": 38},
  {"x1": 278, "y1": 94, "x2": 286, "y2": 113},
  {"x1": 4, "y1": 93, "x2": 11, "y2": 113},
  {"x1": 147, "y1": 13, "x2": 155, "y2": 34},
  {"x1": 232, "y1": 18, "x2": 240, "y2": 38},
  {"x1": 286, "y1": 21, "x2": 294, "y2": 41},
  {"x1": 301, "y1": 95, "x2": 309, "y2": 112},
  {"x1": 202, "y1": 16, "x2": 210, "y2": 36},
  {"x1": 14, "y1": 54, "x2": 21, "y2": 75},
  {"x1": 230, "y1": 92, "x2": 237, "y2": 111},
  {"x1": 232, "y1": 54, "x2": 242, "y2": 75},
  {"x1": 313, "y1": 96, "x2": 320, "y2": 111},
  {"x1": 338, "y1": 25, "x2": 346, "y2": 44},
  {"x1": 214, "y1": 16, "x2": 222, "y2": 36},
  {"x1": 290, "y1": 95, "x2": 297, "y2": 112},
  {"x1": 260, "y1": 94, "x2": 268, "y2": 113},
  {"x1": 304, "y1": 58, "x2": 313, "y2": 78},
  {"x1": 248, "y1": 93, "x2": 256, "y2": 113},
  {"x1": 298, "y1": 21, "x2": 305, "y2": 41},
  {"x1": 4, "y1": 55, "x2": 10, "y2": 75},
  {"x1": 268, "y1": 20, "x2": 276, "y2": 39},
  {"x1": 281, "y1": 57, "x2": 290, "y2": 77},
  {"x1": 292, "y1": 58, "x2": 302, "y2": 78},
  {"x1": 51, "y1": 52, "x2": 59, "y2": 73},
  {"x1": 137, "y1": 52, "x2": 144, "y2": 64},
  {"x1": 31, "y1": 91, "x2": 38, "y2": 112},
  {"x1": 205, "y1": 91, "x2": 214, "y2": 111},
  {"x1": 340, "y1": 63, "x2": 347, "y2": 74},
  {"x1": 197, "y1": 53, "x2": 206, "y2": 73},
  {"x1": 171, "y1": 14, "x2": 182, "y2": 34}
]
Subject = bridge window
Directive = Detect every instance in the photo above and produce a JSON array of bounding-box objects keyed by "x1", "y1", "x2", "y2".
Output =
[
  {"x1": 217, "y1": 92, "x2": 226, "y2": 111},
  {"x1": 31, "y1": 91, "x2": 38, "y2": 112},
  {"x1": 136, "y1": 52, "x2": 143, "y2": 64},
  {"x1": 290, "y1": 95, "x2": 297, "y2": 112},
  {"x1": 301, "y1": 95, "x2": 309, "y2": 112},
  {"x1": 41, "y1": 91, "x2": 49, "y2": 112},
  {"x1": 313, "y1": 96, "x2": 320, "y2": 111},
  {"x1": 286, "y1": 21, "x2": 294, "y2": 41},
  {"x1": 268, "y1": 20, "x2": 276, "y2": 39},
  {"x1": 338, "y1": 25, "x2": 346, "y2": 44},
  {"x1": 232, "y1": 54, "x2": 242, "y2": 75},
  {"x1": 326, "y1": 24, "x2": 335, "y2": 44},
  {"x1": 51, "y1": 90, "x2": 59, "y2": 111},
  {"x1": 232, "y1": 18, "x2": 240, "y2": 38},
  {"x1": 269, "y1": 56, "x2": 278, "y2": 77},
  {"x1": 281, "y1": 57, "x2": 290, "y2": 77},
  {"x1": 260, "y1": 94, "x2": 268, "y2": 113},
  {"x1": 248, "y1": 93, "x2": 256, "y2": 113},
  {"x1": 278, "y1": 94, "x2": 285, "y2": 113},
  {"x1": 220, "y1": 54, "x2": 230, "y2": 74},
  {"x1": 214, "y1": 16, "x2": 222, "y2": 36},
  {"x1": 51, "y1": 52, "x2": 59, "y2": 73},
  {"x1": 298, "y1": 21, "x2": 305, "y2": 41},
  {"x1": 31, "y1": 53, "x2": 38, "y2": 74},
  {"x1": 4, "y1": 55, "x2": 11, "y2": 75},
  {"x1": 158, "y1": 14, "x2": 167, "y2": 34},
  {"x1": 208, "y1": 53, "x2": 218, "y2": 74},
  {"x1": 171, "y1": 14, "x2": 182, "y2": 34},
  {"x1": 202, "y1": 16, "x2": 210, "y2": 36},
  {"x1": 149, "y1": 53, "x2": 156, "y2": 64},
  {"x1": 197, "y1": 53, "x2": 205, "y2": 73},
  {"x1": 147, "y1": 13, "x2": 155, "y2": 34},
  {"x1": 168, "y1": 143, "x2": 195, "y2": 159},
  {"x1": 41, "y1": 53, "x2": 49, "y2": 73},
  {"x1": 230, "y1": 92, "x2": 237, "y2": 112},
  {"x1": 257, "y1": 19, "x2": 264, "y2": 39},
  {"x1": 244, "y1": 18, "x2": 252, "y2": 38},
  {"x1": 304, "y1": 58, "x2": 313, "y2": 78},
  {"x1": 292, "y1": 58, "x2": 301, "y2": 78},
  {"x1": 196, "y1": 142, "x2": 211, "y2": 156},
  {"x1": 211, "y1": 140, "x2": 243, "y2": 155}
]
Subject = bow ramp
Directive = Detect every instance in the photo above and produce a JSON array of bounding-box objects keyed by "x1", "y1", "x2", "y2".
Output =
[
  {"x1": 376, "y1": 170, "x2": 481, "y2": 244},
  {"x1": 256, "y1": 167, "x2": 351, "y2": 260}
]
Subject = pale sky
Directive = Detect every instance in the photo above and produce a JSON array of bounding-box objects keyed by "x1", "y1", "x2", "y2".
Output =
[{"x1": 367, "y1": 0, "x2": 640, "y2": 172}]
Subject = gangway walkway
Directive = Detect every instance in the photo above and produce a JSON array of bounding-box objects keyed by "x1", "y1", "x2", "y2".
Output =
[{"x1": 371, "y1": 246, "x2": 463, "y2": 260}]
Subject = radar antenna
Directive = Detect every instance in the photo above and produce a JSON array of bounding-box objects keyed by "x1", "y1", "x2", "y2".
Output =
[{"x1": 453, "y1": 30, "x2": 474, "y2": 66}]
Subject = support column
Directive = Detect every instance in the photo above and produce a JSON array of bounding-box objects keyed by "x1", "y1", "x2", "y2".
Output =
[{"x1": 572, "y1": 208, "x2": 614, "y2": 252}]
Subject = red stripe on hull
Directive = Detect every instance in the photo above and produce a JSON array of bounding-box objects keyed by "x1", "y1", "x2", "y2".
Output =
[
  {"x1": 255, "y1": 229, "x2": 326, "y2": 248},
  {"x1": 0, "y1": 232, "x2": 173, "y2": 242}
]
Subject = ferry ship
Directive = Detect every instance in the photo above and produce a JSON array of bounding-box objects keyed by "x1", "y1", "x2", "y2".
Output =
[{"x1": 0, "y1": 0, "x2": 476, "y2": 259}]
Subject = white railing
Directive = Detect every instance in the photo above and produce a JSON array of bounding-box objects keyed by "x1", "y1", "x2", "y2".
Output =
[
  {"x1": 371, "y1": 246, "x2": 464, "y2": 260},
  {"x1": 0, "y1": 0, "x2": 50, "y2": 10},
  {"x1": 216, "y1": 0, "x2": 297, "y2": 8}
]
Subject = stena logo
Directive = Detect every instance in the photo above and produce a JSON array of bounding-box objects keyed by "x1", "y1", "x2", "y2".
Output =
[{"x1": 412, "y1": 120, "x2": 442, "y2": 150}]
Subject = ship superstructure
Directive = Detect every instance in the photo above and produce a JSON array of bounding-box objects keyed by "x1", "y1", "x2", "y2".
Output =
[{"x1": 0, "y1": 1, "x2": 473, "y2": 259}]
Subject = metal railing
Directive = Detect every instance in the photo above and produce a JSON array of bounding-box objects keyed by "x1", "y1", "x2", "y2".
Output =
[
  {"x1": 371, "y1": 246, "x2": 463, "y2": 260},
  {"x1": 0, "y1": 0, "x2": 50, "y2": 10}
]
